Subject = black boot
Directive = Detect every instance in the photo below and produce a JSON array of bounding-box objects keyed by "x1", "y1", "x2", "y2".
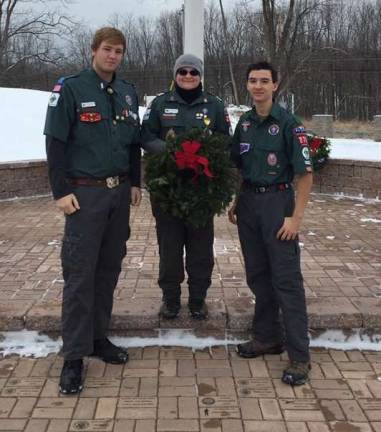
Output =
[
  {"x1": 91, "y1": 338, "x2": 129, "y2": 364},
  {"x1": 236, "y1": 339, "x2": 285, "y2": 358},
  {"x1": 59, "y1": 359, "x2": 83, "y2": 394},
  {"x1": 159, "y1": 298, "x2": 181, "y2": 319},
  {"x1": 188, "y1": 299, "x2": 208, "y2": 320},
  {"x1": 282, "y1": 361, "x2": 311, "y2": 386}
]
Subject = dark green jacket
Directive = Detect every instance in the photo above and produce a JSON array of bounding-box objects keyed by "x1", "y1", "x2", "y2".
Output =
[
  {"x1": 141, "y1": 89, "x2": 230, "y2": 153},
  {"x1": 44, "y1": 69, "x2": 140, "y2": 180},
  {"x1": 231, "y1": 103, "x2": 312, "y2": 185}
]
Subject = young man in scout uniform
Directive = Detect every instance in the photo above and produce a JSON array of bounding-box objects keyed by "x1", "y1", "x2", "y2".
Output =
[
  {"x1": 142, "y1": 54, "x2": 231, "y2": 321},
  {"x1": 229, "y1": 61, "x2": 313, "y2": 385},
  {"x1": 44, "y1": 27, "x2": 141, "y2": 394}
]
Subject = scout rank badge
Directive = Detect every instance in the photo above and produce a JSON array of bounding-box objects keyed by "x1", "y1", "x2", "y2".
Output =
[
  {"x1": 241, "y1": 121, "x2": 250, "y2": 132},
  {"x1": 239, "y1": 142, "x2": 250, "y2": 154},
  {"x1": 80, "y1": 112, "x2": 101, "y2": 122},
  {"x1": 268, "y1": 124, "x2": 280, "y2": 135},
  {"x1": 267, "y1": 152, "x2": 278, "y2": 166}
]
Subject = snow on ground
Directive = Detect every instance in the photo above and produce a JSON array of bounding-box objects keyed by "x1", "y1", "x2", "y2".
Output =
[
  {"x1": 1, "y1": 87, "x2": 381, "y2": 163},
  {"x1": 0, "y1": 329, "x2": 380, "y2": 358}
]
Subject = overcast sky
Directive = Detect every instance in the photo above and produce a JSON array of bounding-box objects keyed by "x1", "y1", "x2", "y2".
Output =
[{"x1": 62, "y1": 0, "x2": 252, "y2": 27}]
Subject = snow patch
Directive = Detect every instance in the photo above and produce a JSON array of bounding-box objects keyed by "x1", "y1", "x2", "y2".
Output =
[
  {"x1": 361, "y1": 218, "x2": 381, "y2": 223},
  {"x1": 1, "y1": 329, "x2": 381, "y2": 358},
  {"x1": 1, "y1": 88, "x2": 381, "y2": 163}
]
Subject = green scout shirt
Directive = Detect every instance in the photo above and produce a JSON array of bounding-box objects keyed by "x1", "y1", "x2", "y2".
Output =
[
  {"x1": 141, "y1": 89, "x2": 230, "y2": 143},
  {"x1": 44, "y1": 69, "x2": 140, "y2": 179},
  {"x1": 231, "y1": 103, "x2": 312, "y2": 185}
]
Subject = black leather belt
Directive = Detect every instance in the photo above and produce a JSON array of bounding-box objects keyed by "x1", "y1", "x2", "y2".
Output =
[
  {"x1": 67, "y1": 174, "x2": 129, "y2": 189},
  {"x1": 242, "y1": 182, "x2": 291, "y2": 193}
]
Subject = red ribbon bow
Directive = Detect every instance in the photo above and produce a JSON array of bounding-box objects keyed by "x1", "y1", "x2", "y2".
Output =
[
  {"x1": 310, "y1": 137, "x2": 322, "y2": 153},
  {"x1": 175, "y1": 140, "x2": 213, "y2": 180}
]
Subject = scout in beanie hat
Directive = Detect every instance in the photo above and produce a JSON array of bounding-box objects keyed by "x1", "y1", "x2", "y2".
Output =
[{"x1": 173, "y1": 53, "x2": 204, "y2": 79}]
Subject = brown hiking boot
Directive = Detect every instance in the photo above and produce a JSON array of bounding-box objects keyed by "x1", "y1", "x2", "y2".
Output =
[
  {"x1": 236, "y1": 339, "x2": 285, "y2": 358},
  {"x1": 282, "y1": 360, "x2": 311, "y2": 386}
]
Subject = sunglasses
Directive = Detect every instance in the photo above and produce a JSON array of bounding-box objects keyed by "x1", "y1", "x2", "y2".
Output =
[{"x1": 177, "y1": 68, "x2": 200, "y2": 76}]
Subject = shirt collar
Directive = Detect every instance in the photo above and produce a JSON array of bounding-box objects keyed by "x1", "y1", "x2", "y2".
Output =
[
  {"x1": 167, "y1": 89, "x2": 208, "y2": 106},
  {"x1": 87, "y1": 68, "x2": 118, "y2": 93},
  {"x1": 250, "y1": 102, "x2": 282, "y2": 122}
]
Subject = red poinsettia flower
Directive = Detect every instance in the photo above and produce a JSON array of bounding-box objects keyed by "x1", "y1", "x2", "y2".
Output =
[{"x1": 175, "y1": 140, "x2": 213, "y2": 180}]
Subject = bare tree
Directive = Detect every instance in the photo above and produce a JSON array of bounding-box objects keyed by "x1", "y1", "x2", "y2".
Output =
[{"x1": 0, "y1": 0, "x2": 75, "y2": 84}]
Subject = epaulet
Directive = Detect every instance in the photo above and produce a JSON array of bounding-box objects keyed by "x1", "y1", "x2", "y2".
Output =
[
  {"x1": 206, "y1": 91, "x2": 223, "y2": 103},
  {"x1": 57, "y1": 74, "x2": 77, "y2": 85},
  {"x1": 121, "y1": 79, "x2": 136, "y2": 87},
  {"x1": 158, "y1": 91, "x2": 170, "y2": 97}
]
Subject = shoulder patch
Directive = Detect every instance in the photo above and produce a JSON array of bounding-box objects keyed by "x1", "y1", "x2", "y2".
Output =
[{"x1": 52, "y1": 74, "x2": 77, "y2": 92}]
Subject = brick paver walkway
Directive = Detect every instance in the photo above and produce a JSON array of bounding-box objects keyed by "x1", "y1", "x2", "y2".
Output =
[
  {"x1": 0, "y1": 192, "x2": 381, "y2": 431},
  {"x1": 0, "y1": 347, "x2": 381, "y2": 432},
  {"x1": 0, "y1": 191, "x2": 380, "y2": 331}
]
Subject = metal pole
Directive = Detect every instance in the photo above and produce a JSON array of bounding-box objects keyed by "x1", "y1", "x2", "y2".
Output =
[{"x1": 183, "y1": 0, "x2": 204, "y2": 79}]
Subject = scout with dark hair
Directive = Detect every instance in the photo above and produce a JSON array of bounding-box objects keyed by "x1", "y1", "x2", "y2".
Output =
[
  {"x1": 44, "y1": 27, "x2": 141, "y2": 394},
  {"x1": 229, "y1": 60, "x2": 313, "y2": 386}
]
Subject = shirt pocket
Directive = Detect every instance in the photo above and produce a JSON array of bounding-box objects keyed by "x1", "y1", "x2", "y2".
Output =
[
  {"x1": 160, "y1": 116, "x2": 185, "y2": 138},
  {"x1": 76, "y1": 105, "x2": 109, "y2": 145},
  {"x1": 254, "y1": 140, "x2": 287, "y2": 179}
]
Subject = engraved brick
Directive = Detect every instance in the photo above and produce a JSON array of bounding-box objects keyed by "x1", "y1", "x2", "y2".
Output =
[
  {"x1": 117, "y1": 397, "x2": 157, "y2": 419},
  {"x1": 199, "y1": 395, "x2": 240, "y2": 418},
  {"x1": 237, "y1": 378, "x2": 275, "y2": 398},
  {"x1": 69, "y1": 419, "x2": 114, "y2": 431}
]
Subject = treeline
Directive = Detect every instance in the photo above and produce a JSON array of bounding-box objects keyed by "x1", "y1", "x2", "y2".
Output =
[{"x1": 1, "y1": 0, "x2": 381, "y2": 120}]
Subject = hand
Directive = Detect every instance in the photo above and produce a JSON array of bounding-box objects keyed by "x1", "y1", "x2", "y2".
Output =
[
  {"x1": 228, "y1": 200, "x2": 238, "y2": 225},
  {"x1": 56, "y1": 194, "x2": 80, "y2": 215},
  {"x1": 276, "y1": 216, "x2": 301, "y2": 241},
  {"x1": 131, "y1": 187, "x2": 142, "y2": 206}
]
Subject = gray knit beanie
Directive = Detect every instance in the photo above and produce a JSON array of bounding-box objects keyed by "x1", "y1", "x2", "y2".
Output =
[{"x1": 173, "y1": 53, "x2": 203, "y2": 79}]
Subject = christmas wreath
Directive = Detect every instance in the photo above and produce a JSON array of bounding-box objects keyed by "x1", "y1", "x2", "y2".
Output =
[
  {"x1": 307, "y1": 133, "x2": 331, "y2": 170},
  {"x1": 144, "y1": 128, "x2": 236, "y2": 228}
]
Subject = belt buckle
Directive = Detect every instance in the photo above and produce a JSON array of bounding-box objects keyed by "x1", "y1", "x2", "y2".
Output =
[
  {"x1": 259, "y1": 186, "x2": 266, "y2": 193},
  {"x1": 106, "y1": 176, "x2": 119, "y2": 189}
]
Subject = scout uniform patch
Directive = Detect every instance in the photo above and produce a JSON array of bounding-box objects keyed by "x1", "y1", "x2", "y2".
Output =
[{"x1": 268, "y1": 124, "x2": 280, "y2": 135}]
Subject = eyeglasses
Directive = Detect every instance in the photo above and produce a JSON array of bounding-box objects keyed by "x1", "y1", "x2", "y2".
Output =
[{"x1": 177, "y1": 68, "x2": 200, "y2": 76}]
